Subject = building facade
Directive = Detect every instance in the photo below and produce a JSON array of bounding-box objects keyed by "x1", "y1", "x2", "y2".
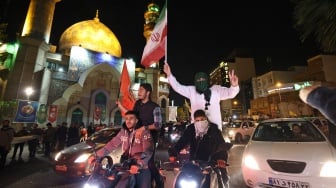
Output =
[{"x1": 0, "y1": 0, "x2": 170, "y2": 127}]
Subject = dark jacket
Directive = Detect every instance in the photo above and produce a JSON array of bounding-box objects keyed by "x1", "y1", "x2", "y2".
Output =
[
  {"x1": 169, "y1": 122, "x2": 231, "y2": 161},
  {"x1": 0, "y1": 126, "x2": 15, "y2": 150},
  {"x1": 133, "y1": 99, "x2": 162, "y2": 142}
]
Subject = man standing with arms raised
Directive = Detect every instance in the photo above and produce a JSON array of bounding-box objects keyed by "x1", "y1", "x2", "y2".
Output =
[{"x1": 163, "y1": 62, "x2": 240, "y2": 131}]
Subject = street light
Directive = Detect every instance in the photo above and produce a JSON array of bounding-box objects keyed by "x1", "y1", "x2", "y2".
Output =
[{"x1": 25, "y1": 86, "x2": 34, "y2": 101}]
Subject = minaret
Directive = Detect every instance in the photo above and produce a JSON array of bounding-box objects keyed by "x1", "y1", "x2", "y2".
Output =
[
  {"x1": 143, "y1": 2, "x2": 161, "y2": 103},
  {"x1": 4, "y1": 0, "x2": 61, "y2": 102},
  {"x1": 143, "y1": 3, "x2": 160, "y2": 40}
]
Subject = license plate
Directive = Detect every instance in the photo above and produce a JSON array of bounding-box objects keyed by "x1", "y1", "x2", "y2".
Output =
[
  {"x1": 269, "y1": 177, "x2": 310, "y2": 188},
  {"x1": 55, "y1": 165, "x2": 67, "y2": 172}
]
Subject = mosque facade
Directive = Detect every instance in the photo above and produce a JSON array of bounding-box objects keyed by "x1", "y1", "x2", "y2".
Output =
[{"x1": 0, "y1": 0, "x2": 170, "y2": 127}]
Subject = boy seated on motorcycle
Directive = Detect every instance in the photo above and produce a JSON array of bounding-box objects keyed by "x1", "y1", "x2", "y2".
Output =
[
  {"x1": 95, "y1": 110, "x2": 154, "y2": 188},
  {"x1": 168, "y1": 109, "x2": 233, "y2": 188}
]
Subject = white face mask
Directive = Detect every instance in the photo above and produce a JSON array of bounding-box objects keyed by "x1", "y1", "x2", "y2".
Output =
[{"x1": 195, "y1": 120, "x2": 209, "y2": 136}]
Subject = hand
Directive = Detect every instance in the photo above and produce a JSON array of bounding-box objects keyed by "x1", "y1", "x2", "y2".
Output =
[
  {"x1": 130, "y1": 165, "x2": 139, "y2": 174},
  {"x1": 229, "y1": 69, "x2": 239, "y2": 87},
  {"x1": 135, "y1": 127, "x2": 144, "y2": 139},
  {"x1": 163, "y1": 62, "x2": 171, "y2": 77},
  {"x1": 217, "y1": 159, "x2": 227, "y2": 168}
]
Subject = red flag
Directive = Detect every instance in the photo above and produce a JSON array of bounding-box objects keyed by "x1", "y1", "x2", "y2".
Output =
[
  {"x1": 48, "y1": 105, "x2": 58, "y2": 123},
  {"x1": 120, "y1": 60, "x2": 135, "y2": 115},
  {"x1": 141, "y1": 2, "x2": 167, "y2": 67}
]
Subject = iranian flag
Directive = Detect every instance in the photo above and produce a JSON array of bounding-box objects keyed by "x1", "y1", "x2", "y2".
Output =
[
  {"x1": 141, "y1": 1, "x2": 167, "y2": 67},
  {"x1": 119, "y1": 60, "x2": 135, "y2": 115}
]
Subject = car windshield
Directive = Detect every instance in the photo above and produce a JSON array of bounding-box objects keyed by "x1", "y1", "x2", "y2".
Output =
[
  {"x1": 252, "y1": 120, "x2": 326, "y2": 142},
  {"x1": 228, "y1": 121, "x2": 242, "y2": 128},
  {"x1": 88, "y1": 128, "x2": 120, "y2": 144}
]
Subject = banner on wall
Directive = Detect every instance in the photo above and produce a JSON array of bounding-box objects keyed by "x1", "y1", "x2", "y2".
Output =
[
  {"x1": 48, "y1": 105, "x2": 58, "y2": 123},
  {"x1": 14, "y1": 100, "x2": 39, "y2": 123},
  {"x1": 94, "y1": 104, "x2": 106, "y2": 123},
  {"x1": 94, "y1": 105, "x2": 102, "y2": 121},
  {"x1": 36, "y1": 104, "x2": 48, "y2": 124}
]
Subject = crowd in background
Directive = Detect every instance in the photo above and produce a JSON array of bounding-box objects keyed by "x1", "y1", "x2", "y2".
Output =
[{"x1": 0, "y1": 120, "x2": 111, "y2": 169}]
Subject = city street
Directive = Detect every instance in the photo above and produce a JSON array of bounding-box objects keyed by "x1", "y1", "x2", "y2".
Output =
[{"x1": 0, "y1": 144, "x2": 247, "y2": 188}]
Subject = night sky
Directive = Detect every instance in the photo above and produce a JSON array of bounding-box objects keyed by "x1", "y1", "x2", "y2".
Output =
[{"x1": 3, "y1": 0, "x2": 321, "y2": 105}]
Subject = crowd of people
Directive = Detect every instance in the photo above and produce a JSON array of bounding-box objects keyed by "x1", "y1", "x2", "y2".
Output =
[{"x1": 0, "y1": 120, "x2": 103, "y2": 169}]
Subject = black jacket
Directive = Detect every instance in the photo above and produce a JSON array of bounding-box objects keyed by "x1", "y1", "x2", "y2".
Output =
[{"x1": 169, "y1": 122, "x2": 231, "y2": 161}]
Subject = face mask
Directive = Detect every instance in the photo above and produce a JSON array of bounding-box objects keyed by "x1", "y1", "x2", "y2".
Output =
[
  {"x1": 194, "y1": 72, "x2": 209, "y2": 93},
  {"x1": 195, "y1": 120, "x2": 209, "y2": 134}
]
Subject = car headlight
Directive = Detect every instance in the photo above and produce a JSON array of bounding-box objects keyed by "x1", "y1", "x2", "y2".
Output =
[
  {"x1": 54, "y1": 152, "x2": 62, "y2": 161},
  {"x1": 228, "y1": 130, "x2": 234, "y2": 136},
  {"x1": 74, "y1": 153, "x2": 91, "y2": 163},
  {"x1": 243, "y1": 155, "x2": 260, "y2": 170},
  {"x1": 320, "y1": 161, "x2": 336, "y2": 177}
]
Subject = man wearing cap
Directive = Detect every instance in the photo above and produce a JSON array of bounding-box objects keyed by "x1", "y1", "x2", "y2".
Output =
[{"x1": 163, "y1": 62, "x2": 240, "y2": 131}]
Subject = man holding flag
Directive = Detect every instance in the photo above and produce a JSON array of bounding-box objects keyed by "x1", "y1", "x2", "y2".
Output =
[
  {"x1": 117, "y1": 83, "x2": 164, "y2": 188},
  {"x1": 116, "y1": 1, "x2": 167, "y2": 186}
]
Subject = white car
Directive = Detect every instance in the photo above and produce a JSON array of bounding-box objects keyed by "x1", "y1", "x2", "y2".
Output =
[
  {"x1": 226, "y1": 120, "x2": 255, "y2": 143},
  {"x1": 241, "y1": 118, "x2": 336, "y2": 188}
]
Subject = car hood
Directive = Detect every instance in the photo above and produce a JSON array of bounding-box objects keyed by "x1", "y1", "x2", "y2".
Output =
[
  {"x1": 244, "y1": 141, "x2": 336, "y2": 163},
  {"x1": 61, "y1": 142, "x2": 105, "y2": 155}
]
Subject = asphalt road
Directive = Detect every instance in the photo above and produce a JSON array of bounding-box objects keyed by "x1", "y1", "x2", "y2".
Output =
[{"x1": 0, "y1": 144, "x2": 247, "y2": 188}]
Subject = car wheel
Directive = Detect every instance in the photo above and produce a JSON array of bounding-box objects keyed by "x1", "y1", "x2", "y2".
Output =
[{"x1": 235, "y1": 134, "x2": 243, "y2": 144}]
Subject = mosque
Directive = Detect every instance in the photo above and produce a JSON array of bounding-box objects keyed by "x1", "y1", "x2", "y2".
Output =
[{"x1": 0, "y1": 0, "x2": 170, "y2": 126}]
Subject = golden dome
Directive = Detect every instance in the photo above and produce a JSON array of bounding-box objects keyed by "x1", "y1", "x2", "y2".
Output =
[{"x1": 59, "y1": 11, "x2": 122, "y2": 57}]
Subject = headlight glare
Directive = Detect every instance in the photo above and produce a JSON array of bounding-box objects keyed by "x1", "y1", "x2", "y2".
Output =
[
  {"x1": 320, "y1": 161, "x2": 336, "y2": 177},
  {"x1": 74, "y1": 153, "x2": 91, "y2": 163},
  {"x1": 243, "y1": 155, "x2": 260, "y2": 170},
  {"x1": 54, "y1": 152, "x2": 62, "y2": 161}
]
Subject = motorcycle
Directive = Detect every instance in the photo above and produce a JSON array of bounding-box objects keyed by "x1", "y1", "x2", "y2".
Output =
[
  {"x1": 83, "y1": 140, "x2": 141, "y2": 188},
  {"x1": 162, "y1": 142, "x2": 232, "y2": 188}
]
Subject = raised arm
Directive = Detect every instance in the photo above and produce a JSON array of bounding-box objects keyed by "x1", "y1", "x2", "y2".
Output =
[{"x1": 229, "y1": 69, "x2": 239, "y2": 87}]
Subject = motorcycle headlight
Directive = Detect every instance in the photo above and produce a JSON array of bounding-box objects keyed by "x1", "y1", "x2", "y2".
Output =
[
  {"x1": 75, "y1": 153, "x2": 91, "y2": 163},
  {"x1": 179, "y1": 179, "x2": 198, "y2": 188},
  {"x1": 320, "y1": 161, "x2": 336, "y2": 177},
  {"x1": 83, "y1": 183, "x2": 98, "y2": 188}
]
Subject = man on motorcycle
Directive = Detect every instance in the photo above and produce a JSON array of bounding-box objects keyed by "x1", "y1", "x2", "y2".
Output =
[
  {"x1": 168, "y1": 109, "x2": 232, "y2": 188},
  {"x1": 96, "y1": 110, "x2": 154, "y2": 188}
]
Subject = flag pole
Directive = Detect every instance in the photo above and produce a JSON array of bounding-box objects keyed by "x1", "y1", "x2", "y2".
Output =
[
  {"x1": 165, "y1": 3, "x2": 167, "y2": 63},
  {"x1": 117, "y1": 59, "x2": 126, "y2": 100}
]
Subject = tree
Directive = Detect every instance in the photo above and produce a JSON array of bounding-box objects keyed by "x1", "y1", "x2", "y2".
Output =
[{"x1": 292, "y1": 0, "x2": 336, "y2": 53}]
